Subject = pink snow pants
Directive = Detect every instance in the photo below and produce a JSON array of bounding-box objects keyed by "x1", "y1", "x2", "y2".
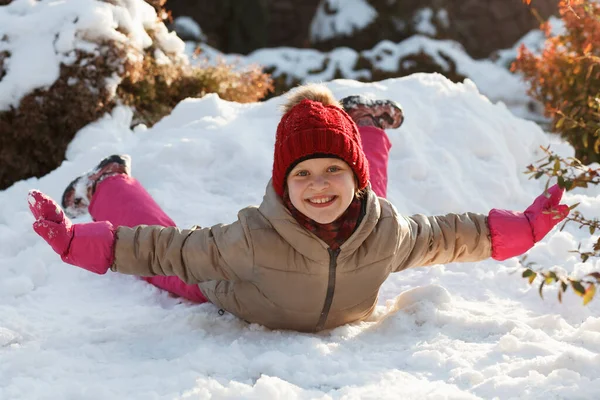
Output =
[{"x1": 89, "y1": 126, "x2": 391, "y2": 302}]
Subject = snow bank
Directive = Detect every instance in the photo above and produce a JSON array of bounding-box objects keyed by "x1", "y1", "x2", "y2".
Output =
[{"x1": 1, "y1": 74, "x2": 598, "y2": 399}]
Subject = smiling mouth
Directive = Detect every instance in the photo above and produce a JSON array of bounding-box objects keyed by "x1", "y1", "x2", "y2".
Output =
[{"x1": 306, "y1": 196, "x2": 337, "y2": 206}]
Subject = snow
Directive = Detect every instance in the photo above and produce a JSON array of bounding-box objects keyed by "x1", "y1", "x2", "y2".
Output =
[
  {"x1": 437, "y1": 8, "x2": 450, "y2": 29},
  {"x1": 172, "y1": 16, "x2": 207, "y2": 42},
  {"x1": 1, "y1": 73, "x2": 600, "y2": 399},
  {"x1": 310, "y1": 0, "x2": 377, "y2": 42},
  {"x1": 2, "y1": 0, "x2": 600, "y2": 398},
  {"x1": 414, "y1": 8, "x2": 437, "y2": 36}
]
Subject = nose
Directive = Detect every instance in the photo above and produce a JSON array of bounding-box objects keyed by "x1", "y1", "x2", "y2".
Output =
[{"x1": 310, "y1": 175, "x2": 329, "y2": 190}]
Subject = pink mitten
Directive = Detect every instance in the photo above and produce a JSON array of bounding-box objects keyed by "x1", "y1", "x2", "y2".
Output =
[
  {"x1": 28, "y1": 190, "x2": 115, "y2": 274},
  {"x1": 488, "y1": 184, "x2": 569, "y2": 261}
]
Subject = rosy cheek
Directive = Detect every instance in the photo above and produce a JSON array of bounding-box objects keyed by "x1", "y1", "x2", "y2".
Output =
[{"x1": 286, "y1": 184, "x2": 301, "y2": 202}]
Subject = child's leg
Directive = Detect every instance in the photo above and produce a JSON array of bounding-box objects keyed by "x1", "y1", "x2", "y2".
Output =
[
  {"x1": 89, "y1": 174, "x2": 175, "y2": 227},
  {"x1": 89, "y1": 174, "x2": 208, "y2": 303},
  {"x1": 358, "y1": 126, "x2": 391, "y2": 198},
  {"x1": 340, "y1": 95, "x2": 403, "y2": 198}
]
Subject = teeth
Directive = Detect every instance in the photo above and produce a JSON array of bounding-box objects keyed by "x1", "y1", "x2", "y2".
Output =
[{"x1": 308, "y1": 196, "x2": 333, "y2": 204}]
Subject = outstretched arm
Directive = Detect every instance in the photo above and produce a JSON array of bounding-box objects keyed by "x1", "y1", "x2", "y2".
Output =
[
  {"x1": 392, "y1": 184, "x2": 569, "y2": 271},
  {"x1": 393, "y1": 211, "x2": 491, "y2": 272},
  {"x1": 112, "y1": 221, "x2": 253, "y2": 284},
  {"x1": 28, "y1": 190, "x2": 253, "y2": 284}
]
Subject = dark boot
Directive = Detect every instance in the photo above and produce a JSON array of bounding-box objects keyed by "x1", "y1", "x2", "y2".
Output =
[
  {"x1": 340, "y1": 95, "x2": 404, "y2": 130},
  {"x1": 61, "y1": 154, "x2": 131, "y2": 218}
]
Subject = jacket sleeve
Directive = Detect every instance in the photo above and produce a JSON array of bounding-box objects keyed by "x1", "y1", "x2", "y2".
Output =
[
  {"x1": 392, "y1": 212, "x2": 491, "y2": 272},
  {"x1": 110, "y1": 217, "x2": 253, "y2": 284}
]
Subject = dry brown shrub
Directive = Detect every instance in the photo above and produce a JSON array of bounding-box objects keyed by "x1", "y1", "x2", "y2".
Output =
[
  {"x1": 184, "y1": 60, "x2": 274, "y2": 103},
  {"x1": 0, "y1": 43, "x2": 130, "y2": 190},
  {"x1": 117, "y1": 50, "x2": 273, "y2": 126}
]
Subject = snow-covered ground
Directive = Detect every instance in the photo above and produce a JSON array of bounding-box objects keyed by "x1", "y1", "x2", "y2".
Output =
[
  {"x1": 1, "y1": 74, "x2": 600, "y2": 399},
  {"x1": 2, "y1": 1, "x2": 600, "y2": 399}
]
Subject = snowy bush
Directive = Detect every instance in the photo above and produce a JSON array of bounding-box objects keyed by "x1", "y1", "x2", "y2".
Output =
[{"x1": 0, "y1": 0, "x2": 272, "y2": 190}]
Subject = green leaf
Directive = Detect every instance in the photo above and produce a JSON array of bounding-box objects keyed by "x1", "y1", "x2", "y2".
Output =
[
  {"x1": 522, "y1": 269, "x2": 534, "y2": 278},
  {"x1": 539, "y1": 281, "x2": 545, "y2": 299},
  {"x1": 553, "y1": 158, "x2": 561, "y2": 173},
  {"x1": 571, "y1": 280, "x2": 586, "y2": 296},
  {"x1": 556, "y1": 117, "x2": 565, "y2": 129},
  {"x1": 522, "y1": 269, "x2": 537, "y2": 284},
  {"x1": 545, "y1": 272, "x2": 557, "y2": 285},
  {"x1": 561, "y1": 281, "x2": 568, "y2": 292},
  {"x1": 590, "y1": 226, "x2": 596, "y2": 235},
  {"x1": 565, "y1": 180, "x2": 574, "y2": 191},
  {"x1": 529, "y1": 272, "x2": 537, "y2": 284},
  {"x1": 569, "y1": 202, "x2": 580, "y2": 210}
]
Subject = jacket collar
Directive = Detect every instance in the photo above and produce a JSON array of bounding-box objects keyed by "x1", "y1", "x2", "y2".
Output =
[{"x1": 258, "y1": 180, "x2": 382, "y2": 262}]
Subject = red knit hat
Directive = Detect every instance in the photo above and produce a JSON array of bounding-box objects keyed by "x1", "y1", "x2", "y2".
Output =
[{"x1": 272, "y1": 98, "x2": 369, "y2": 197}]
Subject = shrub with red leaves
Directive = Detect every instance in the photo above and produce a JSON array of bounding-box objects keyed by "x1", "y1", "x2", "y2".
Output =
[{"x1": 512, "y1": 0, "x2": 600, "y2": 164}]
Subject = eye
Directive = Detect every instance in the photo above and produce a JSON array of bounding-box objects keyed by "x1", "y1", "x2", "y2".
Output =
[
  {"x1": 295, "y1": 170, "x2": 309, "y2": 177},
  {"x1": 327, "y1": 165, "x2": 341, "y2": 173}
]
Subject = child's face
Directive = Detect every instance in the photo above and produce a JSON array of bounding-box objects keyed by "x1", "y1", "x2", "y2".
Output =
[{"x1": 286, "y1": 157, "x2": 356, "y2": 224}]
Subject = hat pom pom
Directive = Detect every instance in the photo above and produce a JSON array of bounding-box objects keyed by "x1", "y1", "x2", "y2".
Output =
[{"x1": 281, "y1": 84, "x2": 341, "y2": 114}]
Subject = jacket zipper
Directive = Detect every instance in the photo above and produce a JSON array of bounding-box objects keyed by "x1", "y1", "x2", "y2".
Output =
[{"x1": 315, "y1": 247, "x2": 341, "y2": 332}]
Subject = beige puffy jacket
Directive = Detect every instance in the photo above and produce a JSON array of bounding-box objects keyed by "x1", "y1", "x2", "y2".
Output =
[{"x1": 111, "y1": 181, "x2": 491, "y2": 332}]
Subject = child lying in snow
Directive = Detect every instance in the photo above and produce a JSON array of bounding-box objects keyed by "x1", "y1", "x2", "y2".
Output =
[{"x1": 28, "y1": 84, "x2": 569, "y2": 332}]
